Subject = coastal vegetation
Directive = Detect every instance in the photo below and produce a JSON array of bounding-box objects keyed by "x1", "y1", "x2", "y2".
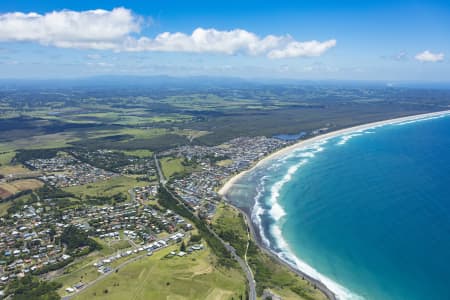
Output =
[
  {"x1": 212, "y1": 203, "x2": 248, "y2": 257},
  {"x1": 212, "y1": 202, "x2": 327, "y2": 300}
]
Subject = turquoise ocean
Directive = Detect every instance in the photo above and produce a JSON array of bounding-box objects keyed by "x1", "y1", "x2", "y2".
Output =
[{"x1": 225, "y1": 113, "x2": 450, "y2": 300}]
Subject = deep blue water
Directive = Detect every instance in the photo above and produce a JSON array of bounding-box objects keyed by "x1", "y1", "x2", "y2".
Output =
[{"x1": 225, "y1": 114, "x2": 450, "y2": 300}]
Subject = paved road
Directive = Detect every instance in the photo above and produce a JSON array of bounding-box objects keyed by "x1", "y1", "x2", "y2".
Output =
[
  {"x1": 154, "y1": 154, "x2": 256, "y2": 300},
  {"x1": 61, "y1": 254, "x2": 145, "y2": 300},
  {"x1": 207, "y1": 221, "x2": 256, "y2": 300},
  {"x1": 61, "y1": 243, "x2": 170, "y2": 300},
  {"x1": 154, "y1": 154, "x2": 166, "y2": 185}
]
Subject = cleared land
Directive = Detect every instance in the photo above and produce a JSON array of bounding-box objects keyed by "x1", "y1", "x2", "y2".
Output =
[
  {"x1": 121, "y1": 149, "x2": 153, "y2": 158},
  {"x1": 0, "y1": 179, "x2": 44, "y2": 199},
  {"x1": 72, "y1": 244, "x2": 246, "y2": 300},
  {"x1": 63, "y1": 176, "x2": 148, "y2": 200},
  {"x1": 160, "y1": 157, "x2": 185, "y2": 179},
  {"x1": 0, "y1": 165, "x2": 31, "y2": 176}
]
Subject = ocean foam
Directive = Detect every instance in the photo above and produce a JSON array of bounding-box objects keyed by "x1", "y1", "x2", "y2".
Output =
[
  {"x1": 246, "y1": 111, "x2": 450, "y2": 300},
  {"x1": 268, "y1": 160, "x2": 308, "y2": 217},
  {"x1": 257, "y1": 142, "x2": 364, "y2": 300},
  {"x1": 251, "y1": 176, "x2": 271, "y2": 247},
  {"x1": 261, "y1": 142, "x2": 328, "y2": 230},
  {"x1": 395, "y1": 113, "x2": 449, "y2": 126},
  {"x1": 270, "y1": 222, "x2": 364, "y2": 300},
  {"x1": 336, "y1": 133, "x2": 363, "y2": 146}
]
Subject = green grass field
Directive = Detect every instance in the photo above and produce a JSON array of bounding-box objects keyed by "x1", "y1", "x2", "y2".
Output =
[
  {"x1": 62, "y1": 112, "x2": 193, "y2": 126},
  {"x1": 216, "y1": 159, "x2": 233, "y2": 167},
  {"x1": 56, "y1": 256, "x2": 103, "y2": 295},
  {"x1": 0, "y1": 132, "x2": 79, "y2": 153},
  {"x1": 160, "y1": 157, "x2": 185, "y2": 179},
  {"x1": 55, "y1": 238, "x2": 134, "y2": 296},
  {"x1": 63, "y1": 176, "x2": 148, "y2": 200},
  {"x1": 0, "y1": 151, "x2": 15, "y2": 166},
  {"x1": 73, "y1": 245, "x2": 246, "y2": 300},
  {"x1": 121, "y1": 149, "x2": 154, "y2": 158}
]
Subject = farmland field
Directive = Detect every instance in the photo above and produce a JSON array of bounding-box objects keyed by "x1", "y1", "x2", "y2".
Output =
[{"x1": 0, "y1": 179, "x2": 43, "y2": 199}]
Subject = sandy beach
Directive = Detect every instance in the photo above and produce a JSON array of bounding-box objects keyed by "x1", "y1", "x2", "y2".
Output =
[
  {"x1": 218, "y1": 109, "x2": 450, "y2": 300},
  {"x1": 219, "y1": 109, "x2": 450, "y2": 197}
]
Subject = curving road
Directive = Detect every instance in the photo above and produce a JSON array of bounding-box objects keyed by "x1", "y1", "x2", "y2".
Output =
[{"x1": 154, "y1": 154, "x2": 256, "y2": 300}]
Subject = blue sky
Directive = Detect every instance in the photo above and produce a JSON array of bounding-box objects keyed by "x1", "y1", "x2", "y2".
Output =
[{"x1": 0, "y1": 0, "x2": 449, "y2": 81}]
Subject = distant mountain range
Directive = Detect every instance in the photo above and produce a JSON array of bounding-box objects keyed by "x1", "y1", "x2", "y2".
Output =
[{"x1": 0, "y1": 75, "x2": 449, "y2": 89}]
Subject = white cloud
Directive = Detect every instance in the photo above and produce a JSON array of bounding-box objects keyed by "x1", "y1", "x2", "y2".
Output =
[
  {"x1": 122, "y1": 28, "x2": 336, "y2": 58},
  {"x1": 0, "y1": 7, "x2": 140, "y2": 49},
  {"x1": 267, "y1": 39, "x2": 337, "y2": 59},
  {"x1": 414, "y1": 50, "x2": 444, "y2": 62},
  {"x1": 0, "y1": 8, "x2": 336, "y2": 59}
]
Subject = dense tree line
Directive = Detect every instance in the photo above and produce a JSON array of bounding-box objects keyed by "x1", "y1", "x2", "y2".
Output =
[
  {"x1": 69, "y1": 148, "x2": 132, "y2": 172},
  {"x1": 31, "y1": 257, "x2": 74, "y2": 276},
  {"x1": 36, "y1": 185, "x2": 76, "y2": 200},
  {"x1": 86, "y1": 192, "x2": 127, "y2": 205},
  {"x1": 61, "y1": 225, "x2": 101, "y2": 254},
  {"x1": 157, "y1": 186, "x2": 236, "y2": 268},
  {"x1": 14, "y1": 149, "x2": 61, "y2": 164},
  {"x1": 5, "y1": 275, "x2": 62, "y2": 300}
]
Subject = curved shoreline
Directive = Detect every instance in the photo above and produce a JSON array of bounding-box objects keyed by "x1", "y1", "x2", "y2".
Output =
[
  {"x1": 219, "y1": 109, "x2": 450, "y2": 197},
  {"x1": 218, "y1": 109, "x2": 450, "y2": 300}
]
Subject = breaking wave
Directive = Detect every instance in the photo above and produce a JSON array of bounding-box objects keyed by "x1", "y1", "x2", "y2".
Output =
[
  {"x1": 247, "y1": 112, "x2": 450, "y2": 300},
  {"x1": 251, "y1": 141, "x2": 364, "y2": 300}
]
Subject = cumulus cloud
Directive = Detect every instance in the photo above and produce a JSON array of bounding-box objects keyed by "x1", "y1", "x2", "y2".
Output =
[
  {"x1": 0, "y1": 7, "x2": 140, "y2": 50},
  {"x1": 267, "y1": 39, "x2": 336, "y2": 59},
  {"x1": 0, "y1": 8, "x2": 336, "y2": 58},
  {"x1": 415, "y1": 50, "x2": 444, "y2": 62},
  {"x1": 122, "y1": 28, "x2": 336, "y2": 58}
]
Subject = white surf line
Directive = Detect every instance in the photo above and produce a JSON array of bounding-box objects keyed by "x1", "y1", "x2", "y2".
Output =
[{"x1": 220, "y1": 109, "x2": 450, "y2": 299}]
